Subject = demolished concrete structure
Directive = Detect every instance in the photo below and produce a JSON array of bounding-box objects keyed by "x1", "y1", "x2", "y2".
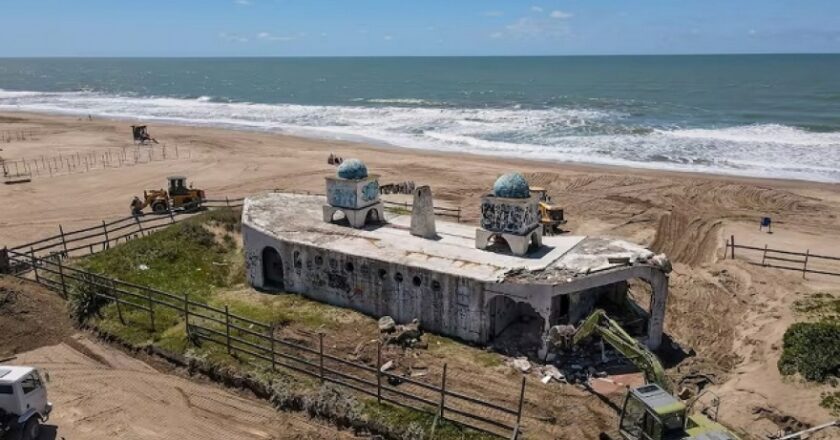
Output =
[{"x1": 243, "y1": 166, "x2": 671, "y2": 356}]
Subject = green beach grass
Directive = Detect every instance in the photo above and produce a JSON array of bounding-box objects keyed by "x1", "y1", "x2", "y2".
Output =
[{"x1": 66, "y1": 209, "x2": 495, "y2": 440}]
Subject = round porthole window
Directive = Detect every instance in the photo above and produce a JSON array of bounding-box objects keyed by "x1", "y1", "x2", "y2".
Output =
[
  {"x1": 412, "y1": 276, "x2": 422, "y2": 287},
  {"x1": 395, "y1": 273, "x2": 403, "y2": 283}
]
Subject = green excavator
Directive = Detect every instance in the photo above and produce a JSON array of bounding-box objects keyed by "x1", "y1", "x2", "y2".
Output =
[{"x1": 559, "y1": 309, "x2": 742, "y2": 440}]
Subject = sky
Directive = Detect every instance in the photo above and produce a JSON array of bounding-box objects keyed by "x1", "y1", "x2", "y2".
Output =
[{"x1": 1, "y1": 0, "x2": 839, "y2": 57}]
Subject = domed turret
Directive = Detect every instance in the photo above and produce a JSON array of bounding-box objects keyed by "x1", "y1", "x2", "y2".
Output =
[
  {"x1": 492, "y1": 172, "x2": 530, "y2": 199},
  {"x1": 337, "y1": 159, "x2": 368, "y2": 180}
]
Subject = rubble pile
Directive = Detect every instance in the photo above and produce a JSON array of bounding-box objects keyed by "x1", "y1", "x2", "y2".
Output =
[{"x1": 378, "y1": 316, "x2": 427, "y2": 349}]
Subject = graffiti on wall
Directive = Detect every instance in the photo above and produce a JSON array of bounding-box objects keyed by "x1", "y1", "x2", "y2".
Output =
[
  {"x1": 480, "y1": 199, "x2": 539, "y2": 234},
  {"x1": 361, "y1": 181, "x2": 379, "y2": 202},
  {"x1": 328, "y1": 186, "x2": 357, "y2": 209}
]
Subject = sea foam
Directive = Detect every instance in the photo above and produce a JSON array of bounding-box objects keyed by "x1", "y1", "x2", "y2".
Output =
[{"x1": 1, "y1": 89, "x2": 838, "y2": 182}]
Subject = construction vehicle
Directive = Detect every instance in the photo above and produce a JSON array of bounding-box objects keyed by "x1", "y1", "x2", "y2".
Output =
[
  {"x1": 530, "y1": 186, "x2": 566, "y2": 235},
  {"x1": 0, "y1": 366, "x2": 52, "y2": 440},
  {"x1": 559, "y1": 309, "x2": 741, "y2": 440},
  {"x1": 131, "y1": 125, "x2": 158, "y2": 144},
  {"x1": 131, "y1": 175, "x2": 206, "y2": 215}
]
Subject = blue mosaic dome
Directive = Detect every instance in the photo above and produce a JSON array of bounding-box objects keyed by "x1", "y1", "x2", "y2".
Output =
[
  {"x1": 337, "y1": 159, "x2": 369, "y2": 180},
  {"x1": 493, "y1": 172, "x2": 530, "y2": 198}
]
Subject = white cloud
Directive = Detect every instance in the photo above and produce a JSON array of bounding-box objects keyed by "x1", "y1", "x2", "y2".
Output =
[
  {"x1": 550, "y1": 10, "x2": 573, "y2": 19},
  {"x1": 384, "y1": 35, "x2": 393, "y2": 41},
  {"x1": 257, "y1": 31, "x2": 297, "y2": 42},
  {"x1": 219, "y1": 32, "x2": 248, "y2": 43},
  {"x1": 483, "y1": 11, "x2": 504, "y2": 17},
  {"x1": 748, "y1": 29, "x2": 757, "y2": 36},
  {"x1": 530, "y1": 6, "x2": 543, "y2": 13},
  {"x1": 493, "y1": 16, "x2": 571, "y2": 39},
  {"x1": 234, "y1": 0, "x2": 251, "y2": 5}
]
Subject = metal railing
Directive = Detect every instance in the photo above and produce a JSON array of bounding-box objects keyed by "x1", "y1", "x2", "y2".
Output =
[
  {"x1": 724, "y1": 234, "x2": 840, "y2": 279},
  {"x1": 4, "y1": 249, "x2": 525, "y2": 438}
]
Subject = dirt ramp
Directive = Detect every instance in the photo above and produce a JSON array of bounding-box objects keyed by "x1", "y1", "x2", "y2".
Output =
[
  {"x1": 0, "y1": 276, "x2": 74, "y2": 358},
  {"x1": 651, "y1": 212, "x2": 723, "y2": 267}
]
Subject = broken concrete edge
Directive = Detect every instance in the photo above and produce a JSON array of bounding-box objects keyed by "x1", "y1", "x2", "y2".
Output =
[{"x1": 76, "y1": 323, "x2": 465, "y2": 440}]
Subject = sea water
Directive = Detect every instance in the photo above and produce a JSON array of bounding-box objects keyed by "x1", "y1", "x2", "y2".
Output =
[{"x1": 0, "y1": 55, "x2": 838, "y2": 182}]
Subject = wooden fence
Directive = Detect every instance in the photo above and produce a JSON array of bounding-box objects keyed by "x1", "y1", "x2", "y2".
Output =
[
  {"x1": 8, "y1": 198, "x2": 244, "y2": 258},
  {"x1": 1, "y1": 144, "x2": 190, "y2": 180},
  {"x1": 4, "y1": 249, "x2": 525, "y2": 438},
  {"x1": 724, "y1": 235, "x2": 840, "y2": 279},
  {"x1": 288, "y1": 190, "x2": 462, "y2": 222},
  {"x1": 6, "y1": 191, "x2": 462, "y2": 260}
]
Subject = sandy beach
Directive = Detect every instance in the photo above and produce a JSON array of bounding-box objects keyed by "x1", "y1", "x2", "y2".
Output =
[{"x1": 2, "y1": 111, "x2": 840, "y2": 436}]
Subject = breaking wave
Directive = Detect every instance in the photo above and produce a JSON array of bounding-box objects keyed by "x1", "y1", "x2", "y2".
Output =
[{"x1": 1, "y1": 89, "x2": 838, "y2": 182}]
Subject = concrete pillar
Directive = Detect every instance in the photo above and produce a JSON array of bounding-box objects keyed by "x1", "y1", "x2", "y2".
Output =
[
  {"x1": 410, "y1": 185, "x2": 437, "y2": 239},
  {"x1": 646, "y1": 270, "x2": 668, "y2": 350}
]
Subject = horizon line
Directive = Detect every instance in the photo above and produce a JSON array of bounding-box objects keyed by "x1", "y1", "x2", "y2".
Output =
[{"x1": 1, "y1": 52, "x2": 839, "y2": 59}]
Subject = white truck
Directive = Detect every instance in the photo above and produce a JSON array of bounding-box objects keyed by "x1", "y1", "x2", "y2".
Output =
[{"x1": 0, "y1": 366, "x2": 52, "y2": 440}]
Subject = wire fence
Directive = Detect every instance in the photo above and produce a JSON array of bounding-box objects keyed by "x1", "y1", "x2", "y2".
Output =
[
  {"x1": 2, "y1": 249, "x2": 525, "y2": 438},
  {"x1": 1, "y1": 144, "x2": 190, "y2": 181},
  {"x1": 724, "y1": 234, "x2": 840, "y2": 279}
]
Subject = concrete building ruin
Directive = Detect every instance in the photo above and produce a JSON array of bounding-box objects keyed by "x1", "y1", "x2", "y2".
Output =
[{"x1": 242, "y1": 163, "x2": 672, "y2": 357}]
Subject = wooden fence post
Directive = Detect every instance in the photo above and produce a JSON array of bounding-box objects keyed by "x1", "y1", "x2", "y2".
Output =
[
  {"x1": 147, "y1": 289, "x2": 155, "y2": 331},
  {"x1": 183, "y1": 293, "x2": 190, "y2": 338},
  {"x1": 439, "y1": 363, "x2": 448, "y2": 420},
  {"x1": 319, "y1": 332, "x2": 325, "y2": 383},
  {"x1": 515, "y1": 377, "x2": 526, "y2": 430},
  {"x1": 135, "y1": 215, "x2": 145, "y2": 237},
  {"x1": 0, "y1": 247, "x2": 9, "y2": 275},
  {"x1": 225, "y1": 196, "x2": 230, "y2": 208},
  {"x1": 115, "y1": 280, "x2": 125, "y2": 325},
  {"x1": 730, "y1": 235, "x2": 735, "y2": 259},
  {"x1": 225, "y1": 305, "x2": 232, "y2": 355},
  {"x1": 57, "y1": 257, "x2": 68, "y2": 299},
  {"x1": 761, "y1": 244, "x2": 768, "y2": 266},
  {"x1": 59, "y1": 224, "x2": 68, "y2": 256},
  {"x1": 269, "y1": 325, "x2": 276, "y2": 371},
  {"x1": 803, "y1": 249, "x2": 809, "y2": 279},
  {"x1": 29, "y1": 248, "x2": 39, "y2": 283},
  {"x1": 376, "y1": 342, "x2": 382, "y2": 404},
  {"x1": 102, "y1": 220, "x2": 110, "y2": 250}
]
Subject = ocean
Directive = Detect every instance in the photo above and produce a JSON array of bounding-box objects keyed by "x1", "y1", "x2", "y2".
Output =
[{"x1": 1, "y1": 55, "x2": 839, "y2": 182}]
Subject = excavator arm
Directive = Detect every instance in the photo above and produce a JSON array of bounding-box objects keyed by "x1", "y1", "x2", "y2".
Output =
[{"x1": 571, "y1": 309, "x2": 670, "y2": 393}]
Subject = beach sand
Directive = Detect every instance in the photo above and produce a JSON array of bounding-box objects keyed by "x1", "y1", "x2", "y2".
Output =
[{"x1": 2, "y1": 111, "x2": 839, "y2": 437}]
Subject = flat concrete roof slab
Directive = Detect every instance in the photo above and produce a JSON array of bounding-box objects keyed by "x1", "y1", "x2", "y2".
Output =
[{"x1": 243, "y1": 193, "x2": 655, "y2": 283}]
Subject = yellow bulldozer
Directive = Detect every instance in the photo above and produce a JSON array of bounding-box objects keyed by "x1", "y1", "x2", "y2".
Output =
[
  {"x1": 131, "y1": 176, "x2": 206, "y2": 215},
  {"x1": 530, "y1": 186, "x2": 566, "y2": 235}
]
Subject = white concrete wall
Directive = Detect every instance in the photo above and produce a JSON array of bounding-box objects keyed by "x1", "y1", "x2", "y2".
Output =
[{"x1": 243, "y1": 223, "x2": 489, "y2": 343}]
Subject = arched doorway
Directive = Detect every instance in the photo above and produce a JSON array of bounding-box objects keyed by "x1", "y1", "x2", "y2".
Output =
[
  {"x1": 365, "y1": 208, "x2": 380, "y2": 225},
  {"x1": 487, "y1": 296, "x2": 545, "y2": 357},
  {"x1": 485, "y1": 234, "x2": 512, "y2": 254},
  {"x1": 262, "y1": 247, "x2": 284, "y2": 289}
]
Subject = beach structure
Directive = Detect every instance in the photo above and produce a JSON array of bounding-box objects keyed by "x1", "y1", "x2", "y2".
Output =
[
  {"x1": 322, "y1": 159, "x2": 384, "y2": 229},
  {"x1": 242, "y1": 162, "x2": 671, "y2": 355}
]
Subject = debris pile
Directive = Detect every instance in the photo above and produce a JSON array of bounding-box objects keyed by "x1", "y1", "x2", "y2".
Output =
[
  {"x1": 379, "y1": 181, "x2": 416, "y2": 195},
  {"x1": 378, "y1": 316, "x2": 426, "y2": 349}
]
